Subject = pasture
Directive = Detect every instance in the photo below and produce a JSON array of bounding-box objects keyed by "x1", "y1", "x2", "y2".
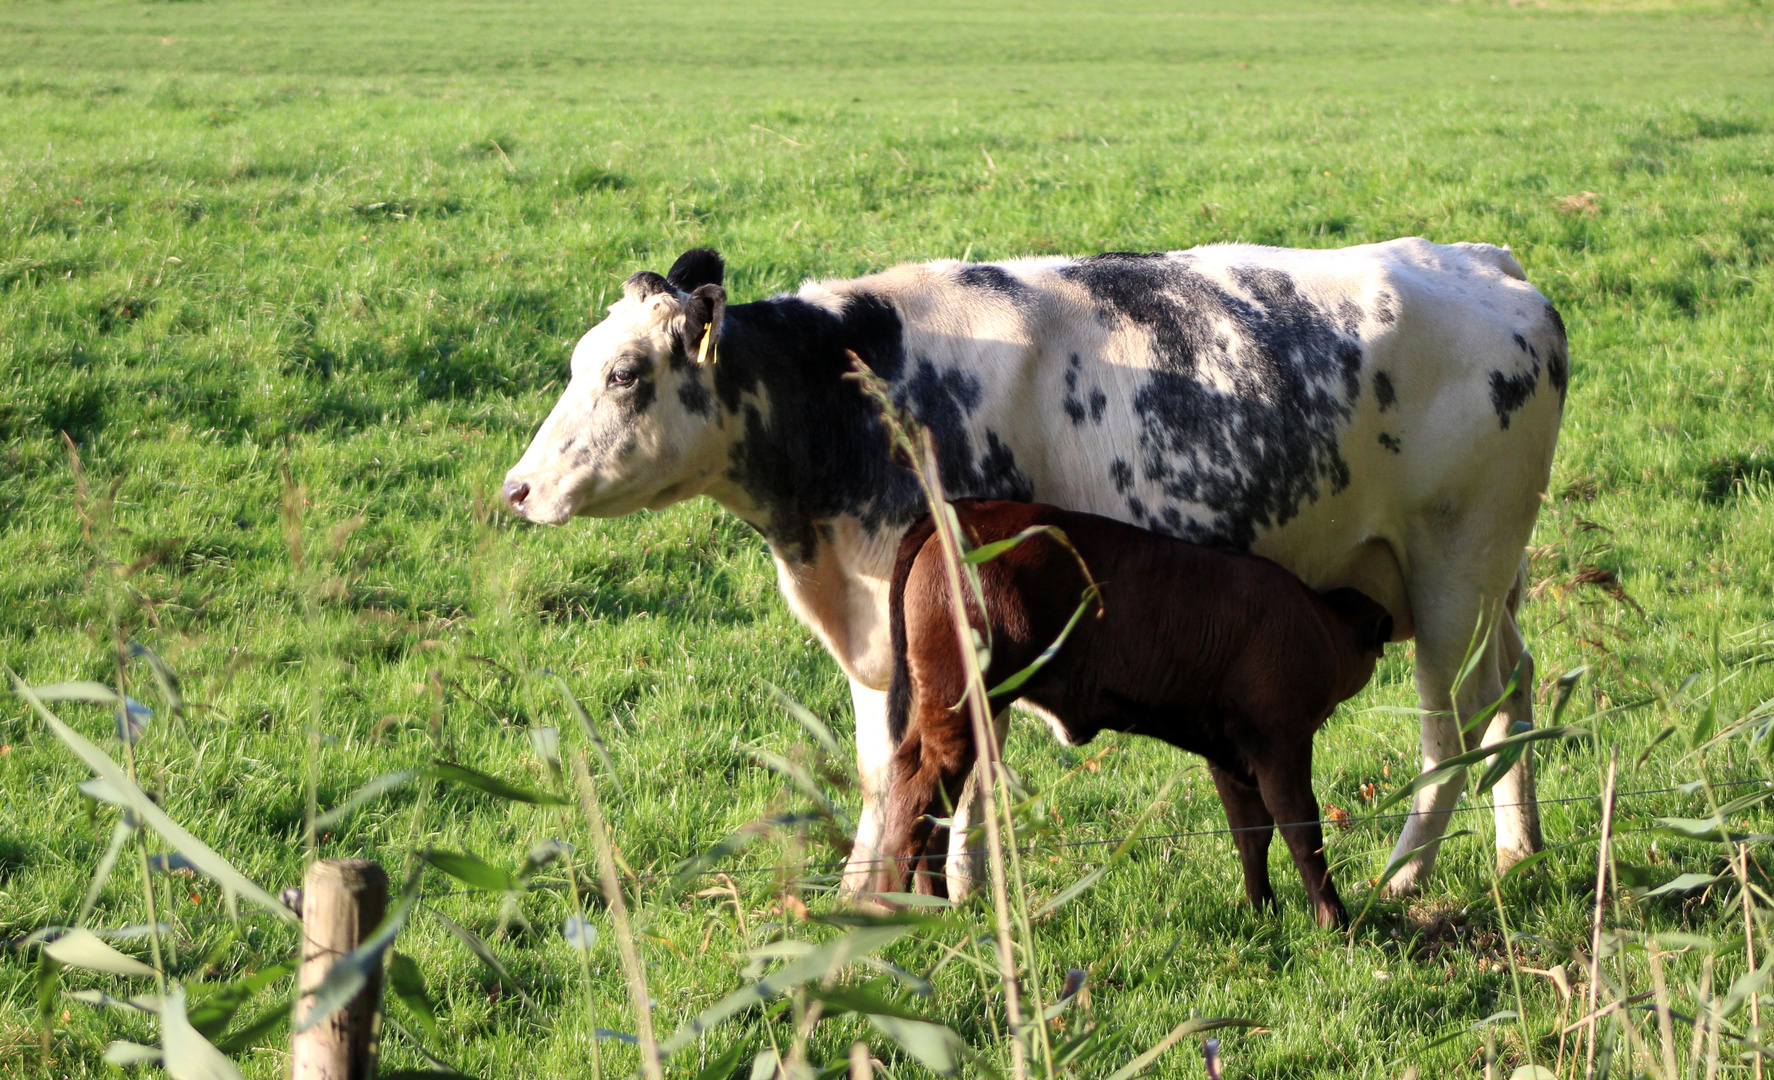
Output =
[{"x1": 3, "y1": 1, "x2": 1774, "y2": 1077}]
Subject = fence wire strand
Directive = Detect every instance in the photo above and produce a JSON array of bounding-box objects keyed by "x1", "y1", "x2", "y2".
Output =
[{"x1": 12, "y1": 775, "x2": 1765, "y2": 945}]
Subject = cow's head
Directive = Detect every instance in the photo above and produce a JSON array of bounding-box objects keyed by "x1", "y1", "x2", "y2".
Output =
[{"x1": 503, "y1": 249, "x2": 728, "y2": 524}]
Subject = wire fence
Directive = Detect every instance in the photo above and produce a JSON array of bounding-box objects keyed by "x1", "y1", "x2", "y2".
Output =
[{"x1": 10, "y1": 774, "x2": 1763, "y2": 946}]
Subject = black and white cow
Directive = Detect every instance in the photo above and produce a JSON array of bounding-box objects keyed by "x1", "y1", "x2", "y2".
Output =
[{"x1": 502, "y1": 240, "x2": 1567, "y2": 897}]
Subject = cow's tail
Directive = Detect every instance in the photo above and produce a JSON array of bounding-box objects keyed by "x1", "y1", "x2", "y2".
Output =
[{"x1": 887, "y1": 514, "x2": 940, "y2": 745}]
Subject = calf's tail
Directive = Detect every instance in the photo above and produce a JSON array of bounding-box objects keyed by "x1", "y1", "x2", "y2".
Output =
[{"x1": 887, "y1": 514, "x2": 940, "y2": 745}]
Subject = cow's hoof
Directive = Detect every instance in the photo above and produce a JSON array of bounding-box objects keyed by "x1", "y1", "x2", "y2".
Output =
[
  {"x1": 1496, "y1": 843, "x2": 1540, "y2": 874},
  {"x1": 1380, "y1": 870, "x2": 1424, "y2": 899}
]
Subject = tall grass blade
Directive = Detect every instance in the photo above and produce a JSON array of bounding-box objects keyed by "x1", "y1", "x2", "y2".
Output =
[
  {"x1": 1103, "y1": 1017, "x2": 1262, "y2": 1080},
  {"x1": 434, "y1": 912, "x2": 548, "y2": 1020},
  {"x1": 67, "y1": 989, "x2": 163, "y2": 1014},
  {"x1": 12, "y1": 671, "x2": 296, "y2": 922},
  {"x1": 388, "y1": 951, "x2": 442, "y2": 1043},
  {"x1": 1349, "y1": 831, "x2": 1476, "y2": 939},
  {"x1": 32, "y1": 680, "x2": 123, "y2": 704},
  {"x1": 78, "y1": 817, "x2": 137, "y2": 925},
  {"x1": 1461, "y1": 654, "x2": 1530, "y2": 736},
  {"x1": 658, "y1": 925, "x2": 913, "y2": 1054},
  {"x1": 313, "y1": 769, "x2": 420, "y2": 830},
  {"x1": 421, "y1": 849, "x2": 522, "y2": 892},
  {"x1": 186, "y1": 962, "x2": 294, "y2": 1040},
  {"x1": 1369, "y1": 726, "x2": 1587, "y2": 815},
  {"x1": 105, "y1": 1041, "x2": 163, "y2": 1066},
  {"x1": 162, "y1": 986, "x2": 247, "y2": 1080},
  {"x1": 768, "y1": 684, "x2": 847, "y2": 763},
  {"x1": 428, "y1": 760, "x2": 568, "y2": 805},
  {"x1": 1036, "y1": 770, "x2": 1182, "y2": 916},
  {"x1": 128, "y1": 641, "x2": 185, "y2": 716},
  {"x1": 567, "y1": 753, "x2": 660, "y2": 1079},
  {"x1": 1549, "y1": 666, "x2": 1589, "y2": 725},
  {"x1": 210, "y1": 999, "x2": 290, "y2": 1055},
  {"x1": 866, "y1": 1015, "x2": 968, "y2": 1075},
  {"x1": 752, "y1": 747, "x2": 848, "y2": 826},
  {"x1": 43, "y1": 928, "x2": 157, "y2": 977},
  {"x1": 547, "y1": 675, "x2": 623, "y2": 792}
]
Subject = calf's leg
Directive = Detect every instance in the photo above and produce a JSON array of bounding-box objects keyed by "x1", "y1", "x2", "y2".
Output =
[
  {"x1": 1208, "y1": 763, "x2": 1277, "y2": 911},
  {"x1": 1253, "y1": 748, "x2": 1347, "y2": 928}
]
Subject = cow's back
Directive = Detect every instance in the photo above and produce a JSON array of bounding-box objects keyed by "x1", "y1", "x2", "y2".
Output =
[{"x1": 814, "y1": 237, "x2": 1565, "y2": 642}]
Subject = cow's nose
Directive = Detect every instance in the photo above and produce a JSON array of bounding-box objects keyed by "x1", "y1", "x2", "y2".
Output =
[{"x1": 502, "y1": 479, "x2": 531, "y2": 511}]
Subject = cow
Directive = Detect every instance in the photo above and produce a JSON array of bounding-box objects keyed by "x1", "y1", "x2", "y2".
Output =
[
  {"x1": 501, "y1": 239, "x2": 1567, "y2": 898},
  {"x1": 878, "y1": 499, "x2": 1394, "y2": 926}
]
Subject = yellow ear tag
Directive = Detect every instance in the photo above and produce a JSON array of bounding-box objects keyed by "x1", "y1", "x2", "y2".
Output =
[{"x1": 696, "y1": 325, "x2": 717, "y2": 366}]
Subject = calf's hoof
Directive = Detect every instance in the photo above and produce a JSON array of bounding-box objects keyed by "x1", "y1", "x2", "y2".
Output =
[{"x1": 1316, "y1": 900, "x2": 1350, "y2": 929}]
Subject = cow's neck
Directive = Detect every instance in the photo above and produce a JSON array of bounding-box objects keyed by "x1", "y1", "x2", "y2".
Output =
[
  {"x1": 704, "y1": 292, "x2": 925, "y2": 563},
  {"x1": 695, "y1": 291, "x2": 927, "y2": 686}
]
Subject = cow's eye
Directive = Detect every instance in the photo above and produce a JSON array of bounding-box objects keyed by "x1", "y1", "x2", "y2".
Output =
[{"x1": 606, "y1": 366, "x2": 640, "y2": 389}]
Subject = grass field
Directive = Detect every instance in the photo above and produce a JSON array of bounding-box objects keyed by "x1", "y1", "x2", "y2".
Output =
[{"x1": 4, "y1": 1, "x2": 1774, "y2": 1077}]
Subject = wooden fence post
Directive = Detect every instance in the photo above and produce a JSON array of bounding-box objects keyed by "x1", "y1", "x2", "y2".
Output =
[{"x1": 291, "y1": 858, "x2": 389, "y2": 1080}]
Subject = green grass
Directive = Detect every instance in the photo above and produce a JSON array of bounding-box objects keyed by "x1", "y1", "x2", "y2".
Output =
[{"x1": 3, "y1": 0, "x2": 1774, "y2": 1077}]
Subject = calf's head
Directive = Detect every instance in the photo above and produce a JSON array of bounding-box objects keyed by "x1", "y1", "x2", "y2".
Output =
[
  {"x1": 503, "y1": 249, "x2": 728, "y2": 524},
  {"x1": 1318, "y1": 586, "x2": 1394, "y2": 700}
]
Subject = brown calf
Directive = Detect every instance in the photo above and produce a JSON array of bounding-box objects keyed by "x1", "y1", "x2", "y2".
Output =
[{"x1": 878, "y1": 499, "x2": 1392, "y2": 927}]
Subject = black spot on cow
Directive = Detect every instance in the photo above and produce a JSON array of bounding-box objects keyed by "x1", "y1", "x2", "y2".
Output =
[
  {"x1": 711, "y1": 286, "x2": 1040, "y2": 561},
  {"x1": 1061, "y1": 355, "x2": 1111, "y2": 426},
  {"x1": 1372, "y1": 291, "x2": 1398, "y2": 326},
  {"x1": 1338, "y1": 299, "x2": 1364, "y2": 335},
  {"x1": 629, "y1": 378, "x2": 656, "y2": 416},
  {"x1": 955, "y1": 264, "x2": 1029, "y2": 301},
  {"x1": 714, "y1": 291, "x2": 921, "y2": 559},
  {"x1": 1513, "y1": 332, "x2": 1529, "y2": 354},
  {"x1": 1373, "y1": 371, "x2": 1396, "y2": 412},
  {"x1": 1062, "y1": 355, "x2": 1087, "y2": 425},
  {"x1": 897, "y1": 358, "x2": 1031, "y2": 502},
  {"x1": 1544, "y1": 302, "x2": 1570, "y2": 402},
  {"x1": 1488, "y1": 365, "x2": 1539, "y2": 430},
  {"x1": 1109, "y1": 457, "x2": 1134, "y2": 493},
  {"x1": 677, "y1": 372, "x2": 713, "y2": 416},
  {"x1": 1159, "y1": 505, "x2": 1184, "y2": 535},
  {"x1": 1058, "y1": 253, "x2": 1366, "y2": 549},
  {"x1": 1378, "y1": 432, "x2": 1402, "y2": 454}
]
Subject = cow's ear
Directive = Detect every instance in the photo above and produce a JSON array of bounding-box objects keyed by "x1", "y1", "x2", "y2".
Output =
[
  {"x1": 666, "y1": 248, "x2": 725, "y2": 292},
  {"x1": 624, "y1": 271, "x2": 672, "y2": 302},
  {"x1": 682, "y1": 283, "x2": 726, "y2": 364}
]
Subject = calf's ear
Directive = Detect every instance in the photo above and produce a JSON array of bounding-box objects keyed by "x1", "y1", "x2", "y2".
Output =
[
  {"x1": 666, "y1": 248, "x2": 725, "y2": 292},
  {"x1": 682, "y1": 283, "x2": 726, "y2": 364}
]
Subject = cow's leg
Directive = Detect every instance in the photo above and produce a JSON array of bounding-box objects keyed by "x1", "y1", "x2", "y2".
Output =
[
  {"x1": 1252, "y1": 748, "x2": 1346, "y2": 928},
  {"x1": 943, "y1": 711, "x2": 1010, "y2": 902},
  {"x1": 1385, "y1": 575, "x2": 1517, "y2": 895},
  {"x1": 1209, "y1": 762, "x2": 1277, "y2": 911},
  {"x1": 1486, "y1": 571, "x2": 1543, "y2": 868},
  {"x1": 841, "y1": 679, "x2": 895, "y2": 896}
]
